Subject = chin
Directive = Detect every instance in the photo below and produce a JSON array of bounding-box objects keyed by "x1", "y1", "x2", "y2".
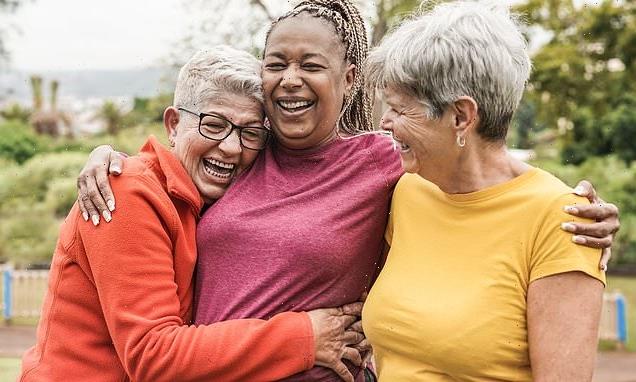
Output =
[{"x1": 199, "y1": 185, "x2": 227, "y2": 203}]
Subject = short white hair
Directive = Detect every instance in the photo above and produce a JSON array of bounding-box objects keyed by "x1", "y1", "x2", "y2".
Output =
[
  {"x1": 366, "y1": 0, "x2": 531, "y2": 141},
  {"x1": 174, "y1": 45, "x2": 263, "y2": 110}
]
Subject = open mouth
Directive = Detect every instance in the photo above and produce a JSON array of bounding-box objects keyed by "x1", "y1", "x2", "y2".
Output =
[
  {"x1": 392, "y1": 135, "x2": 411, "y2": 152},
  {"x1": 202, "y1": 158, "x2": 236, "y2": 179},
  {"x1": 276, "y1": 99, "x2": 315, "y2": 114}
]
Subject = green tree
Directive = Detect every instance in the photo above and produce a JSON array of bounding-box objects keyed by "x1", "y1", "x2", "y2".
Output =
[{"x1": 514, "y1": 0, "x2": 636, "y2": 164}]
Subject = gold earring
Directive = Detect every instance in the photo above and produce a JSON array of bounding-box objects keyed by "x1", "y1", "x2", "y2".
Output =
[{"x1": 456, "y1": 134, "x2": 466, "y2": 148}]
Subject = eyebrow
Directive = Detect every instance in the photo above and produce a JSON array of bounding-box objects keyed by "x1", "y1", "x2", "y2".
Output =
[{"x1": 264, "y1": 51, "x2": 328, "y2": 61}]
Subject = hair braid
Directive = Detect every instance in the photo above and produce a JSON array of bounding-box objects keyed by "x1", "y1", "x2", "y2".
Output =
[{"x1": 265, "y1": 0, "x2": 373, "y2": 134}]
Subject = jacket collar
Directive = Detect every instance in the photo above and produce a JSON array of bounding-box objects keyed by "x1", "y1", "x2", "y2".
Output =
[{"x1": 140, "y1": 135, "x2": 204, "y2": 217}]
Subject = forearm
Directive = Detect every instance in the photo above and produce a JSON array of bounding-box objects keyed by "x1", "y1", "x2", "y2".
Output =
[{"x1": 121, "y1": 312, "x2": 314, "y2": 382}]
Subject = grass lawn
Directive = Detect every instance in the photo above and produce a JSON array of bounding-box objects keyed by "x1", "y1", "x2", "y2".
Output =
[
  {"x1": 602, "y1": 275, "x2": 636, "y2": 352},
  {"x1": 0, "y1": 357, "x2": 21, "y2": 381}
]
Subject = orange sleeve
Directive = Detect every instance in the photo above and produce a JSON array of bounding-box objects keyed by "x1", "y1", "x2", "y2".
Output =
[{"x1": 77, "y1": 175, "x2": 314, "y2": 382}]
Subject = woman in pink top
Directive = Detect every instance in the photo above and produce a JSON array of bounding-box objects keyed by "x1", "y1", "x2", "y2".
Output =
[{"x1": 77, "y1": 1, "x2": 619, "y2": 381}]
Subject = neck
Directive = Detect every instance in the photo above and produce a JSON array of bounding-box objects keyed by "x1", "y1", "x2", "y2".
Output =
[
  {"x1": 426, "y1": 139, "x2": 530, "y2": 194},
  {"x1": 276, "y1": 126, "x2": 339, "y2": 153}
]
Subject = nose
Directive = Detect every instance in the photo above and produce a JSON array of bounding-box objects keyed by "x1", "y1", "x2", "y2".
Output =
[
  {"x1": 218, "y1": 129, "x2": 242, "y2": 156},
  {"x1": 280, "y1": 65, "x2": 303, "y2": 89},
  {"x1": 380, "y1": 109, "x2": 395, "y2": 132}
]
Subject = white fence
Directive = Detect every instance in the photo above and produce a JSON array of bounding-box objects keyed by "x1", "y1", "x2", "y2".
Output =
[{"x1": 0, "y1": 267, "x2": 629, "y2": 347}]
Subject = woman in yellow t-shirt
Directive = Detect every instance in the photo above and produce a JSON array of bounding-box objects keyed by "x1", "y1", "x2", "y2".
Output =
[{"x1": 363, "y1": 2, "x2": 606, "y2": 381}]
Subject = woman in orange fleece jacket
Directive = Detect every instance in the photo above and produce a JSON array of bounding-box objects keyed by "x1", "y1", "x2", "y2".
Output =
[{"x1": 20, "y1": 46, "x2": 365, "y2": 382}]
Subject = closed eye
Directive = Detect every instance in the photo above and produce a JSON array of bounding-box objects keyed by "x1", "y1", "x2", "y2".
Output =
[
  {"x1": 264, "y1": 62, "x2": 286, "y2": 71},
  {"x1": 302, "y1": 63, "x2": 325, "y2": 71}
]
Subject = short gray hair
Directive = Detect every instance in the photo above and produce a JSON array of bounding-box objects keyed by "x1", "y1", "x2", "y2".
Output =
[
  {"x1": 174, "y1": 45, "x2": 263, "y2": 110},
  {"x1": 366, "y1": 0, "x2": 531, "y2": 141}
]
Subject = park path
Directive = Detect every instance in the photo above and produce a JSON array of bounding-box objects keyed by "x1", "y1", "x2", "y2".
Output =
[{"x1": 1, "y1": 325, "x2": 635, "y2": 381}]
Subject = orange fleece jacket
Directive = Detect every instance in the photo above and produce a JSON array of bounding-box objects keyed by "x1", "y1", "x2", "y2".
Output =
[{"x1": 20, "y1": 136, "x2": 315, "y2": 382}]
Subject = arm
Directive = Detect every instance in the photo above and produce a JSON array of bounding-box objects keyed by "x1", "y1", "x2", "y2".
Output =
[
  {"x1": 527, "y1": 271, "x2": 603, "y2": 381},
  {"x1": 78, "y1": 176, "x2": 361, "y2": 382},
  {"x1": 561, "y1": 180, "x2": 620, "y2": 270}
]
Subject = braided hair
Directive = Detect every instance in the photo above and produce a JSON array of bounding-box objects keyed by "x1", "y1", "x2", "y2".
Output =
[{"x1": 265, "y1": 0, "x2": 373, "y2": 135}]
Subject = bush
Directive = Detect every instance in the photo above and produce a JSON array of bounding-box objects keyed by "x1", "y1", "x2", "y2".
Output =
[
  {"x1": 0, "y1": 204, "x2": 60, "y2": 267},
  {"x1": 0, "y1": 120, "x2": 47, "y2": 164},
  {"x1": 0, "y1": 151, "x2": 87, "y2": 206},
  {"x1": 0, "y1": 151, "x2": 88, "y2": 266}
]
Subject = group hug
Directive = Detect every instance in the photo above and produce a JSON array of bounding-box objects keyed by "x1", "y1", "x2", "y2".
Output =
[{"x1": 19, "y1": 0, "x2": 620, "y2": 381}]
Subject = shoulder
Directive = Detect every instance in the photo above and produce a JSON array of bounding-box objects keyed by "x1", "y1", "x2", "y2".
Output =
[
  {"x1": 526, "y1": 168, "x2": 592, "y2": 215},
  {"x1": 113, "y1": 155, "x2": 166, "y2": 195},
  {"x1": 98, "y1": 155, "x2": 175, "y2": 226}
]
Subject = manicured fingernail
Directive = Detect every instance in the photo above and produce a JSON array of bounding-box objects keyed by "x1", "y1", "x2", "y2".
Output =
[
  {"x1": 563, "y1": 205, "x2": 579, "y2": 214},
  {"x1": 102, "y1": 210, "x2": 112, "y2": 223},
  {"x1": 82, "y1": 212, "x2": 89, "y2": 221},
  {"x1": 91, "y1": 215, "x2": 100, "y2": 226},
  {"x1": 107, "y1": 200, "x2": 115, "y2": 211},
  {"x1": 573, "y1": 186, "x2": 585, "y2": 196},
  {"x1": 111, "y1": 166, "x2": 121, "y2": 174},
  {"x1": 572, "y1": 235, "x2": 586, "y2": 244},
  {"x1": 600, "y1": 264, "x2": 607, "y2": 272},
  {"x1": 561, "y1": 222, "x2": 576, "y2": 232}
]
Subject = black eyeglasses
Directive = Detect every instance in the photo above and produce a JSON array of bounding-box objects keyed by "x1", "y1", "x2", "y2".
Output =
[{"x1": 178, "y1": 107, "x2": 270, "y2": 151}]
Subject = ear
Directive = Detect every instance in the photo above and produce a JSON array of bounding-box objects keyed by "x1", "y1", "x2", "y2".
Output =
[
  {"x1": 451, "y1": 96, "x2": 479, "y2": 137},
  {"x1": 163, "y1": 107, "x2": 180, "y2": 147},
  {"x1": 343, "y1": 63, "x2": 356, "y2": 97}
]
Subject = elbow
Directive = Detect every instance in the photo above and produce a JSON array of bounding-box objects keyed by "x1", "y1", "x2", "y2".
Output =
[{"x1": 122, "y1": 329, "x2": 184, "y2": 382}]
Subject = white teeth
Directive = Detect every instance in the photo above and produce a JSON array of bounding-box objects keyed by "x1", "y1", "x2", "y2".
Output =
[
  {"x1": 278, "y1": 100, "x2": 313, "y2": 109},
  {"x1": 203, "y1": 165, "x2": 231, "y2": 178},
  {"x1": 205, "y1": 159, "x2": 235, "y2": 170},
  {"x1": 203, "y1": 158, "x2": 236, "y2": 179}
]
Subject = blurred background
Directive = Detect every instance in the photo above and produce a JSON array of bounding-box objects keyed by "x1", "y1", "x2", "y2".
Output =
[{"x1": 0, "y1": 0, "x2": 634, "y2": 380}]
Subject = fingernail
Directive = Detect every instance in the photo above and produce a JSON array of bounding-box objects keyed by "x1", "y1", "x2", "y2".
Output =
[
  {"x1": 573, "y1": 186, "x2": 585, "y2": 196},
  {"x1": 82, "y1": 212, "x2": 89, "y2": 222},
  {"x1": 102, "y1": 210, "x2": 112, "y2": 223},
  {"x1": 111, "y1": 166, "x2": 121, "y2": 174},
  {"x1": 107, "y1": 200, "x2": 115, "y2": 211},
  {"x1": 563, "y1": 205, "x2": 579, "y2": 214},
  {"x1": 572, "y1": 235, "x2": 586, "y2": 244},
  {"x1": 91, "y1": 215, "x2": 100, "y2": 226},
  {"x1": 561, "y1": 222, "x2": 576, "y2": 232},
  {"x1": 600, "y1": 264, "x2": 607, "y2": 272}
]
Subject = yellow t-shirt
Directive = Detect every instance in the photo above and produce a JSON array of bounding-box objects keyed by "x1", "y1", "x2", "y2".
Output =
[{"x1": 362, "y1": 167, "x2": 605, "y2": 381}]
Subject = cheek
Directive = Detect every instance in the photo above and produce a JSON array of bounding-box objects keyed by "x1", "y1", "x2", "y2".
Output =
[
  {"x1": 261, "y1": 73, "x2": 277, "y2": 97},
  {"x1": 179, "y1": 134, "x2": 212, "y2": 166},
  {"x1": 239, "y1": 150, "x2": 260, "y2": 172}
]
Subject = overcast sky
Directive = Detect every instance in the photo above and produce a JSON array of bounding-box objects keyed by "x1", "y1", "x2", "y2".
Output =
[
  {"x1": 5, "y1": 0, "x2": 191, "y2": 71},
  {"x1": 5, "y1": 0, "x2": 530, "y2": 72}
]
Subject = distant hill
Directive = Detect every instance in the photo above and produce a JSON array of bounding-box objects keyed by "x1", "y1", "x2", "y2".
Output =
[{"x1": 0, "y1": 67, "x2": 176, "y2": 103}]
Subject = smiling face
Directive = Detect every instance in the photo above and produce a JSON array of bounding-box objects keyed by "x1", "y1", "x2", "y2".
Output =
[
  {"x1": 166, "y1": 94, "x2": 264, "y2": 203},
  {"x1": 380, "y1": 87, "x2": 456, "y2": 177},
  {"x1": 262, "y1": 15, "x2": 355, "y2": 150}
]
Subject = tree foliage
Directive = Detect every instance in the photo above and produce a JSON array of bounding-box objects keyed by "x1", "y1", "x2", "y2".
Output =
[{"x1": 514, "y1": 0, "x2": 636, "y2": 164}]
